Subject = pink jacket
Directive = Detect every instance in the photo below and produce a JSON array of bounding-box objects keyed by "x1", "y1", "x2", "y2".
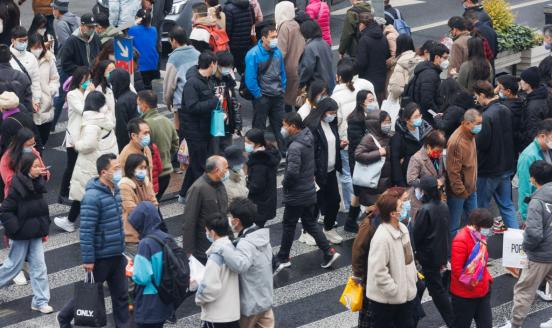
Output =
[
  {"x1": 306, "y1": 0, "x2": 332, "y2": 46},
  {"x1": 0, "y1": 148, "x2": 49, "y2": 198}
]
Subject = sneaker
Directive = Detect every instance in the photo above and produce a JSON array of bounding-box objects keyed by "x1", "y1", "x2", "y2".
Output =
[
  {"x1": 31, "y1": 304, "x2": 54, "y2": 314},
  {"x1": 492, "y1": 219, "x2": 507, "y2": 234},
  {"x1": 12, "y1": 270, "x2": 27, "y2": 285},
  {"x1": 54, "y1": 216, "x2": 76, "y2": 232},
  {"x1": 298, "y1": 231, "x2": 317, "y2": 246},
  {"x1": 541, "y1": 318, "x2": 552, "y2": 328},
  {"x1": 316, "y1": 217, "x2": 338, "y2": 227},
  {"x1": 323, "y1": 228, "x2": 343, "y2": 244},
  {"x1": 537, "y1": 289, "x2": 552, "y2": 302},
  {"x1": 273, "y1": 260, "x2": 291, "y2": 275},
  {"x1": 177, "y1": 195, "x2": 186, "y2": 205},
  {"x1": 321, "y1": 248, "x2": 341, "y2": 269}
]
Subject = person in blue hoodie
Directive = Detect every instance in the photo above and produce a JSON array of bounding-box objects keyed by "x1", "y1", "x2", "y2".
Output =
[{"x1": 128, "y1": 201, "x2": 174, "y2": 328}]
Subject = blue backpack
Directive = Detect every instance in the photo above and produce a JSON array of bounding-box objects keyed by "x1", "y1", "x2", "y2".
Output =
[{"x1": 385, "y1": 9, "x2": 411, "y2": 36}]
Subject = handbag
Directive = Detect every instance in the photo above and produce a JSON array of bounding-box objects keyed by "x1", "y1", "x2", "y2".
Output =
[
  {"x1": 352, "y1": 134, "x2": 385, "y2": 188},
  {"x1": 210, "y1": 103, "x2": 226, "y2": 137},
  {"x1": 73, "y1": 272, "x2": 107, "y2": 327},
  {"x1": 339, "y1": 277, "x2": 363, "y2": 312}
]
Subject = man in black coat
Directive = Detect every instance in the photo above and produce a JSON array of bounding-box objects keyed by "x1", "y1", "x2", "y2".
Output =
[
  {"x1": 109, "y1": 68, "x2": 138, "y2": 151},
  {"x1": 355, "y1": 12, "x2": 389, "y2": 102},
  {"x1": 462, "y1": 0, "x2": 492, "y2": 27},
  {"x1": 58, "y1": 13, "x2": 101, "y2": 77},
  {"x1": 179, "y1": 51, "x2": 221, "y2": 202},
  {"x1": 519, "y1": 67, "x2": 552, "y2": 150},
  {"x1": 0, "y1": 44, "x2": 32, "y2": 113},
  {"x1": 224, "y1": 0, "x2": 253, "y2": 75},
  {"x1": 412, "y1": 43, "x2": 449, "y2": 123},
  {"x1": 497, "y1": 74, "x2": 525, "y2": 158}
]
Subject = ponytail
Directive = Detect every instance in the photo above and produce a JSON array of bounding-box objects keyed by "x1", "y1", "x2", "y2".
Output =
[{"x1": 346, "y1": 81, "x2": 355, "y2": 92}]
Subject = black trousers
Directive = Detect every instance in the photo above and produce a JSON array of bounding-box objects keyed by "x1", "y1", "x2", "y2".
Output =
[
  {"x1": 252, "y1": 95, "x2": 286, "y2": 154},
  {"x1": 451, "y1": 292, "x2": 492, "y2": 328},
  {"x1": 368, "y1": 299, "x2": 416, "y2": 328},
  {"x1": 202, "y1": 320, "x2": 240, "y2": 328},
  {"x1": 137, "y1": 323, "x2": 164, "y2": 328},
  {"x1": 277, "y1": 203, "x2": 330, "y2": 262},
  {"x1": 68, "y1": 200, "x2": 81, "y2": 223},
  {"x1": 422, "y1": 268, "x2": 454, "y2": 327},
  {"x1": 59, "y1": 255, "x2": 129, "y2": 327},
  {"x1": 60, "y1": 147, "x2": 78, "y2": 198},
  {"x1": 317, "y1": 170, "x2": 341, "y2": 231},
  {"x1": 156, "y1": 175, "x2": 171, "y2": 202},
  {"x1": 179, "y1": 139, "x2": 209, "y2": 198},
  {"x1": 36, "y1": 122, "x2": 52, "y2": 147},
  {"x1": 140, "y1": 70, "x2": 160, "y2": 90}
]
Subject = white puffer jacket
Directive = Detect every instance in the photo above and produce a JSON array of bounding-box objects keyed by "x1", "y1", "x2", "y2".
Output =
[
  {"x1": 33, "y1": 51, "x2": 60, "y2": 125},
  {"x1": 95, "y1": 84, "x2": 116, "y2": 127},
  {"x1": 65, "y1": 89, "x2": 86, "y2": 148},
  {"x1": 387, "y1": 51, "x2": 423, "y2": 101},
  {"x1": 69, "y1": 108, "x2": 118, "y2": 201},
  {"x1": 10, "y1": 47, "x2": 42, "y2": 104}
]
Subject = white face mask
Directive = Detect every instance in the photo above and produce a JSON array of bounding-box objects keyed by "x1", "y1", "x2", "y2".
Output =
[
  {"x1": 440, "y1": 59, "x2": 450, "y2": 70},
  {"x1": 546, "y1": 140, "x2": 552, "y2": 150},
  {"x1": 0, "y1": 19, "x2": 3, "y2": 34},
  {"x1": 31, "y1": 48, "x2": 42, "y2": 58},
  {"x1": 37, "y1": 28, "x2": 46, "y2": 35}
]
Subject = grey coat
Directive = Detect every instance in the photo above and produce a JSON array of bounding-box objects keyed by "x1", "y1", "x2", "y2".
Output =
[
  {"x1": 298, "y1": 37, "x2": 335, "y2": 93},
  {"x1": 282, "y1": 128, "x2": 317, "y2": 206},
  {"x1": 524, "y1": 182, "x2": 552, "y2": 263}
]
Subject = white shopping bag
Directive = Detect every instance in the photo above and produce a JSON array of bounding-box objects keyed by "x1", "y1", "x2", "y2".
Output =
[
  {"x1": 502, "y1": 229, "x2": 528, "y2": 269},
  {"x1": 189, "y1": 256, "x2": 205, "y2": 292},
  {"x1": 381, "y1": 97, "x2": 400, "y2": 130}
]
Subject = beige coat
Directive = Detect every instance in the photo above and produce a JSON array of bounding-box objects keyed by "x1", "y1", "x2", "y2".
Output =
[
  {"x1": 387, "y1": 51, "x2": 423, "y2": 100},
  {"x1": 33, "y1": 51, "x2": 59, "y2": 125},
  {"x1": 406, "y1": 148, "x2": 446, "y2": 187},
  {"x1": 366, "y1": 222, "x2": 418, "y2": 304},
  {"x1": 449, "y1": 32, "x2": 471, "y2": 77},
  {"x1": 277, "y1": 17, "x2": 305, "y2": 106},
  {"x1": 119, "y1": 176, "x2": 158, "y2": 243},
  {"x1": 208, "y1": 5, "x2": 226, "y2": 30}
]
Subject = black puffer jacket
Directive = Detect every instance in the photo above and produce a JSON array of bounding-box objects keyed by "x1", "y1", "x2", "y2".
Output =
[
  {"x1": 412, "y1": 61, "x2": 442, "y2": 123},
  {"x1": 282, "y1": 128, "x2": 317, "y2": 206},
  {"x1": 110, "y1": 68, "x2": 138, "y2": 152},
  {"x1": 224, "y1": 0, "x2": 253, "y2": 53},
  {"x1": 390, "y1": 119, "x2": 432, "y2": 186},
  {"x1": 347, "y1": 117, "x2": 367, "y2": 173},
  {"x1": 0, "y1": 63, "x2": 32, "y2": 112},
  {"x1": 413, "y1": 199, "x2": 450, "y2": 269},
  {"x1": 477, "y1": 100, "x2": 515, "y2": 177},
  {"x1": 310, "y1": 120, "x2": 342, "y2": 187},
  {"x1": 59, "y1": 30, "x2": 101, "y2": 76},
  {"x1": 356, "y1": 22, "x2": 390, "y2": 97},
  {"x1": 521, "y1": 86, "x2": 551, "y2": 149},
  {"x1": 246, "y1": 148, "x2": 281, "y2": 227},
  {"x1": 180, "y1": 65, "x2": 218, "y2": 142},
  {"x1": 434, "y1": 91, "x2": 474, "y2": 140},
  {"x1": 501, "y1": 97, "x2": 524, "y2": 156},
  {"x1": 0, "y1": 174, "x2": 49, "y2": 240}
]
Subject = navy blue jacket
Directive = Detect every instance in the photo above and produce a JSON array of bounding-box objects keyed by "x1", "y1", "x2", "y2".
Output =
[{"x1": 80, "y1": 178, "x2": 124, "y2": 264}]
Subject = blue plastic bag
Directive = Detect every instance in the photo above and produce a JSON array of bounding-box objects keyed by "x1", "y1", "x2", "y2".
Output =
[{"x1": 210, "y1": 103, "x2": 225, "y2": 137}]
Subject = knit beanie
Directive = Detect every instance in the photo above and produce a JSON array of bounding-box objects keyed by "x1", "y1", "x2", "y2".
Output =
[
  {"x1": 0, "y1": 91, "x2": 20, "y2": 110},
  {"x1": 521, "y1": 67, "x2": 541, "y2": 89}
]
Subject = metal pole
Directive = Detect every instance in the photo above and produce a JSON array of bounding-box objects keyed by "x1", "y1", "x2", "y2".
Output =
[{"x1": 372, "y1": 0, "x2": 384, "y2": 17}]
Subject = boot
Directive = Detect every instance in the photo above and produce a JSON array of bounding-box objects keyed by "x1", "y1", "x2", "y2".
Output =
[{"x1": 344, "y1": 206, "x2": 361, "y2": 233}]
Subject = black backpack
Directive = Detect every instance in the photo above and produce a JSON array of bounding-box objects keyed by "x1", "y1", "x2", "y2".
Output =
[
  {"x1": 401, "y1": 72, "x2": 419, "y2": 108},
  {"x1": 146, "y1": 235, "x2": 191, "y2": 308}
]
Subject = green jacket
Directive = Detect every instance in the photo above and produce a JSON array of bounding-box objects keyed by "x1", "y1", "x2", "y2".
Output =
[
  {"x1": 99, "y1": 26, "x2": 121, "y2": 45},
  {"x1": 338, "y1": 2, "x2": 372, "y2": 57},
  {"x1": 143, "y1": 109, "x2": 179, "y2": 177},
  {"x1": 517, "y1": 139, "x2": 545, "y2": 220}
]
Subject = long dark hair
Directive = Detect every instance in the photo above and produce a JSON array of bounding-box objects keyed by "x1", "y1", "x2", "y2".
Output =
[
  {"x1": 19, "y1": 152, "x2": 37, "y2": 176},
  {"x1": 438, "y1": 78, "x2": 463, "y2": 111},
  {"x1": 92, "y1": 60, "x2": 114, "y2": 93},
  {"x1": 136, "y1": 9, "x2": 152, "y2": 27},
  {"x1": 93, "y1": 39, "x2": 114, "y2": 72},
  {"x1": 27, "y1": 33, "x2": 46, "y2": 59},
  {"x1": 336, "y1": 58, "x2": 356, "y2": 92},
  {"x1": 307, "y1": 79, "x2": 327, "y2": 107},
  {"x1": 396, "y1": 34, "x2": 415, "y2": 58},
  {"x1": 245, "y1": 128, "x2": 267, "y2": 148},
  {"x1": 467, "y1": 37, "x2": 490, "y2": 82},
  {"x1": 304, "y1": 97, "x2": 338, "y2": 130},
  {"x1": 28, "y1": 13, "x2": 48, "y2": 36},
  {"x1": 348, "y1": 89, "x2": 371, "y2": 123},
  {"x1": 70, "y1": 66, "x2": 91, "y2": 91},
  {"x1": 8, "y1": 128, "x2": 34, "y2": 171}
]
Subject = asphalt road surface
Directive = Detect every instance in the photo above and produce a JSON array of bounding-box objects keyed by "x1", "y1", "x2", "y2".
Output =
[{"x1": 4, "y1": 0, "x2": 552, "y2": 327}]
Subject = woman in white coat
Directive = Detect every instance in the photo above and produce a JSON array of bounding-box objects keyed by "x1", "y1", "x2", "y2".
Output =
[
  {"x1": 28, "y1": 33, "x2": 59, "y2": 147},
  {"x1": 92, "y1": 60, "x2": 117, "y2": 127}
]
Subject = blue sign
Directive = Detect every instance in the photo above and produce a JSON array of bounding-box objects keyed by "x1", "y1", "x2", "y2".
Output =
[{"x1": 115, "y1": 36, "x2": 133, "y2": 62}]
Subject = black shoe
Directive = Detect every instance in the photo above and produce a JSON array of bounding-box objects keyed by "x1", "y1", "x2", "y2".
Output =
[
  {"x1": 58, "y1": 195, "x2": 72, "y2": 205},
  {"x1": 57, "y1": 313, "x2": 72, "y2": 328},
  {"x1": 166, "y1": 312, "x2": 177, "y2": 324},
  {"x1": 344, "y1": 219, "x2": 359, "y2": 233},
  {"x1": 321, "y1": 248, "x2": 341, "y2": 269}
]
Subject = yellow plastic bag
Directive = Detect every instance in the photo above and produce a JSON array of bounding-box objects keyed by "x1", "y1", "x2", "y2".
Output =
[{"x1": 339, "y1": 277, "x2": 363, "y2": 312}]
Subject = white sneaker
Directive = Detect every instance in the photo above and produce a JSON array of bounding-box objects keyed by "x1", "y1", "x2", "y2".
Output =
[
  {"x1": 537, "y1": 289, "x2": 552, "y2": 301},
  {"x1": 12, "y1": 270, "x2": 27, "y2": 285},
  {"x1": 31, "y1": 304, "x2": 54, "y2": 314},
  {"x1": 54, "y1": 216, "x2": 76, "y2": 232},
  {"x1": 541, "y1": 318, "x2": 552, "y2": 328},
  {"x1": 298, "y1": 231, "x2": 317, "y2": 246},
  {"x1": 323, "y1": 228, "x2": 343, "y2": 244}
]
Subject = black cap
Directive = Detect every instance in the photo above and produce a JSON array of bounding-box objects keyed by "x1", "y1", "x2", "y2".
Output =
[
  {"x1": 414, "y1": 176, "x2": 438, "y2": 192},
  {"x1": 224, "y1": 145, "x2": 246, "y2": 167},
  {"x1": 80, "y1": 13, "x2": 97, "y2": 26}
]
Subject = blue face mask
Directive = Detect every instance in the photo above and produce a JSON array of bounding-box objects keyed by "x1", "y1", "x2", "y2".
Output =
[
  {"x1": 244, "y1": 143, "x2": 254, "y2": 153},
  {"x1": 400, "y1": 208, "x2": 409, "y2": 222},
  {"x1": 323, "y1": 114, "x2": 336, "y2": 123},
  {"x1": 412, "y1": 118, "x2": 423, "y2": 128},
  {"x1": 140, "y1": 134, "x2": 150, "y2": 148},
  {"x1": 480, "y1": 228, "x2": 491, "y2": 236},
  {"x1": 403, "y1": 200, "x2": 411, "y2": 212},
  {"x1": 15, "y1": 41, "x2": 27, "y2": 51},
  {"x1": 498, "y1": 91, "x2": 506, "y2": 100},
  {"x1": 222, "y1": 170, "x2": 230, "y2": 182},
  {"x1": 206, "y1": 232, "x2": 214, "y2": 243},
  {"x1": 269, "y1": 39, "x2": 278, "y2": 49},
  {"x1": 221, "y1": 67, "x2": 233, "y2": 76},
  {"x1": 112, "y1": 169, "x2": 122, "y2": 185},
  {"x1": 137, "y1": 106, "x2": 142, "y2": 116},
  {"x1": 546, "y1": 43, "x2": 552, "y2": 50},
  {"x1": 471, "y1": 124, "x2": 482, "y2": 135},
  {"x1": 232, "y1": 164, "x2": 243, "y2": 172},
  {"x1": 135, "y1": 169, "x2": 147, "y2": 181}
]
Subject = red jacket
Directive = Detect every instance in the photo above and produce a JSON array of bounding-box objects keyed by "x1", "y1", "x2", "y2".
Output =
[
  {"x1": 450, "y1": 226, "x2": 493, "y2": 298},
  {"x1": 150, "y1": 144, "x2": 162, "y2": 194},
  {"x1": 306, "y1": 0, "x2": 332, "y2": 46}
]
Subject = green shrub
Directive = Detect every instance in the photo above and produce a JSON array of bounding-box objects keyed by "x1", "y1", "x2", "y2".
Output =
[{"x1": 498, "y1": 24, "x2": 538, "y2": 52}]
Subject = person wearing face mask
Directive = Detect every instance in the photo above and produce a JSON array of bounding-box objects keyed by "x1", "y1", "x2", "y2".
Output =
[
  {"x1": 297, "y1": 79, "x2": 327, "y2": 120},
  {"x1": 128, "y1": 9, "x2": 160, "y2": 90},
  {"x1": 303, "y1": 98, "x2": 343, "y2": 244},
  {"x1": 245, "y1": 24, "x2": 287, "y2": 156},
  {"x1": 119, "y1": 118, "x2": 154, "y2": 182},
  {"x1": 410, "y1": 43, "x2": 449, "y2": 120},
  {"x1": 391, "y1": 103, "x2": 433, "y2": 186},
  {"x1": 412, "y1": 176, "x2": 454, "y2": 327},
  {"x1": 27, "y1": 33, "x2": 59, "y2": 147},
  {"x1": 180, "y1": 51, "x2": 221, "y2": 203},
  {"x1": 544, "y1": 25, "x2": 552, "y2": 52},
  {"x1": 0, "y1": 91, "x2": 38, "y2": 158},
  {"x1": 58, "y1": 13, "x2": 101, "y2": 78},
  {"x1": 222, "y1": 145, "x2": 248, "y2": 206},
  {"x1": 499, "y1": 161, "x2": 552, "y2": 328},
  {"x1": 91, "y1": 59, "x2": 117, "y2": 124},
  {"x1": 182, "y1": 155, "x2": 229, "y2": 264},
  {"x1": 58, "y1": 154, "x2": 130, "y2": 328},
  {"x1": 28, "y1": 13, "x2": 55, "y2": 52},
  {"x1": 55, "y1": 91, "x2": 118, "y2": 233},
  {"x1": 9, "y1": 26, "x2": 42, "y2": 114},
  {"x1": 472, "y1": 80, "x2": 518, "y2": 233},
  {"x1": 496, "y1": 75, "x2": 524, "y2": 159},
  {"x1": 446, "y1": 16, "x2": 471, "y2": 77},
  {"x1": 93, "y1": 12, "x2": 120, "y2": 46},
  {"x1": 244, "y1": 128, "x2": 281, "y2": 228},
  {"x1": 110, "y1": 68, "x2": 138, "y2": 151},
  {"x1": 449, "y1": 208, "x2": 493, "y2": 328},
  {"x1": 298, "y1": 20, "x2": 335, "y2": 95},
  {"x1": 446, "y1": 109, "x2": 482, "y2": 236}
]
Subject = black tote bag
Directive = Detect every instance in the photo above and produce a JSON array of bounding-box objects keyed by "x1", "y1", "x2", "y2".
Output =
[{"x1": 73, "y1": 272, "x2": 107, "y2": 327}]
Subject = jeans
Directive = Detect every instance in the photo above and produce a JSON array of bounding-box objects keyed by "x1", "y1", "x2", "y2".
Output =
[
  {"x1": 422, "y1": 268, "x2": 454, "y2": 327},
  {"x1": 317, "y1": 170, "x2": 341, "y2": 231},
  {"x1": 0, "y1": 238, "x2": 50, "y2": 308},
  {"x1": 447, "y1": 192, "x2": 477, "y2": 236},
  {"x1": 52, "y1": 69, "x2": 68, "y2": 131},
  {"x1": 339, "y1": 149, "x2": 353, "y2": 211},
  {"x1": 59, "y1": 255, "x2": 129, "y2": 327},
  {"x1": 368, "y1": 299, "x2": 416, "y2": 328},
  {"x1": 252, "y1": 95, "x2": 286, "y2": 154},
  {"x1": 277, "y1": 203, "x2": 331, "y2": 261},
  {"x1": 180, "y1": 139, "x2": 210, "y2": 198},
  {"x1": 451, "y1": 292, "x2": 492, "y2": 328},
  {"x1": 477, "y1": 173, "x2": 519, "y2": 229}
]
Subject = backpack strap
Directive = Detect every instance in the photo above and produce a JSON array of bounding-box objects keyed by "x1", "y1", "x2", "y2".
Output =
[
  {"x1": 7, "y1": 116, "x2": 23, "y2": 128},
  {"x1": 12, "y1": 55, "x2": 31, "y2": 82}
]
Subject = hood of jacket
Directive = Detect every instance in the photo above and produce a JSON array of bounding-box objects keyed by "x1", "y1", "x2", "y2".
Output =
[
  {"x1": 84, "y1": 177, "x2": 118, "y2": 197},
  {"x1": 396, "y1": 51, "x2": 422, "y2": 70},
  {"x1": 365, "y1": 109, "x2": 383, "y2": 138},
  {"x1": 82, "y1": 109, "x2": 112, "y2": 127},
  {"x1": 110, "y1": 68, "x2": 131, "y2": 98},
  {"x1": 414, "y1": 60, "x2": 442, "y2": 76},
  {"x1": 72, "y1": 27, "x2": 92, "y2": 43},
  {"x1": 185, "y1": 65, "x2": 210, "y2": 84},
  {"x1": 12, "y1": 173, "x2": 46, "y2": 197},
  {"x1": 229, "y1": 0, "x2": 250, "y2": 8},
  {"x1": 501, "y1": 97, "x2": 524, "y2": 112},
  {"x1": 128, "y1": 201, "x2": 163, "y2": 238},
  {"x1": 240, "y1": 226, "x2": 270, "y2": 248},
  {"x1": 531, "y1": 182, "x2": 552, "y2": 203},
  {"x1": 275, "y1": 0, "x2": 295, "y2": 29},
  {"x1": 289, "y1": 127, "x2": 314, "y2": 148},
  {"x1": 61, "y1": 11, "x2": 80, "y2": 28},
  {"x1": 527, "y1": 85, "x2": 549, "y2": 101},
  {"x1": 248, "y1": 148, "x2": 281, "y2": 167},
  {"x1": 361, "y1": 22, "x2": 384, "y2": 39}
]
